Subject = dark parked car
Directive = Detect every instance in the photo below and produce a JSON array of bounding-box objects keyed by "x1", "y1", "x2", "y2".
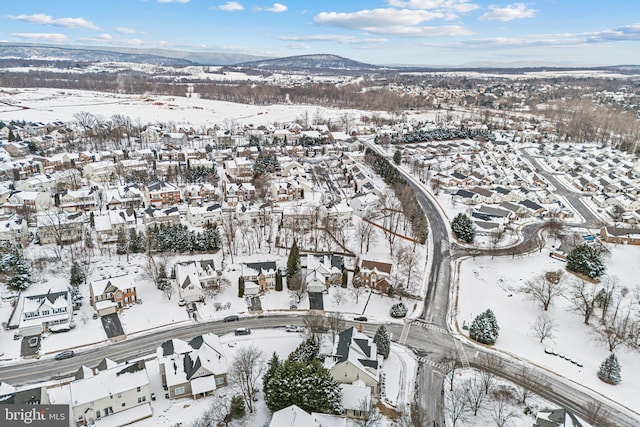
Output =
[
  {"x1": 54, "y1": 350, "x2": 74, "y2": 360},
  {"x1": 235, "y1": 328, "x2": 251, "y2": 336},
  {"x1": 224, "y1": 315, "x2": 239, "y2": 322},
  {"x1": 354, "y1": 316, "x2": 368, "y2": 322}
]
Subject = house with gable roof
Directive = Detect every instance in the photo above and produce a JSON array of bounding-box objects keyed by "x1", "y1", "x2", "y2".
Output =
[
  {"x1": 18, "y1": 289, "x2": 73, "y2": 336},
  {"x1": 157, "y1": 333, "x2": 228, "y2": 400},
  {"x1": 325, "y1": 327, "x2": 380, "y2": 394},
  {"x1": 241, "y1": 261, "x2": 277, "y2": 291},
  {"x1": 174, "y1": 259, "x2": 219, "y2": 302},
  {"x1": 89, "y1": 275, "x2": 137, "y2": 316},
  {"x1": 358, "y1": 259, "x2": 393, "y2": 294}
]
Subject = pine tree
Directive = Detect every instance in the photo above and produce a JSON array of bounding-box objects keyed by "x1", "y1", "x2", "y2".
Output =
[
  {"x1": 116, "y1": 228, "x2": 127, "y2": 255},
  {"x1": 566, "y1": 244, "x2": 606, "y2": 279},
  {"x1": 451, "y1": 213, "x2": 475, "y2": 243},
  {"x1": 70, "y1": 262, "x2": 85, "y2": 287},
  {"x1": 374, "y1": 325, "x2": 391, "y2": 359},
  {"x1": 597, "y1": 353, "x2": 622, "y2": 385},
  {"x1": 288, "y1": 338, "x2": 319, "y2": 363},
  {"x1": 275, "y1": 270, "x2": 283, "y2": 291},
  {"x1": 341, "y1": 269, "x2": 348, "y2": 288},
  {"x1": 229, "y1": 395, "x2": 246, "y2": 419},
  {"x1": 393, "y1": 149, "x2": 402, "y2": 165},
  {"x1": 469, "y1": 309, "x2": 499, "y2": 345},
  {"x1": 7, "y1": 247, "x2": 33, "y2": 290},
  {"x1": 264, "y1": 359, "x2": 342, "y2": 415},
  {"x1": 286, "y1": 239, "x2": 300, "y2": 281}
]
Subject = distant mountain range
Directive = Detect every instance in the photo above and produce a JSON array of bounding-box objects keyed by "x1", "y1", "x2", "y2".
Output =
[{"x1": 0, "y1": 43, "x2": 638, "y2": 74}]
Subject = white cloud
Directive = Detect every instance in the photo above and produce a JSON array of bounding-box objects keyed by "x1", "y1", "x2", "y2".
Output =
[
  {"x1": 386, "y1": 0, "x2": 479, "y2": 13},
  {"x1": 479, "y1": 3, "x2": 536, "y2": 22},
  {"x1": 120, "y1": 38, "x2": 145, "y2": 46},
  {"x1": 255, "y1": 3, "x2": 287, "y2": 13},
  {"x1": 218, "y1": 2, "x2": 244, "y2": 11},
  {"x1": 115, "y1": 26, "x2": 141, "y2": 34},
  {"x1": 285, "y1": 43, "x2": 310, "y2": 49},
  {"x1": 157, "y1": 0, "x2": 190, "y2": 3},
  {"x1": 278, "y1": 34, "x2": 388, "y2": 45},
  {"x1": 95, "y1": 33, "x2": 113, "y2": 41},
  {"x1": 12, "y1": 32, "x2": 70, "y2": 43},
  {"x1": 6, "y1": 14, "x2": 99, "y2": 30},
  {"x1": 314, "y1": 8, "x2": 472, "y2": 37}
]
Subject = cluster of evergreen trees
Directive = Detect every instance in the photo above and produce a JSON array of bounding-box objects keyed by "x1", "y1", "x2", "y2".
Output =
[
  {"x1": 263, "y1": 339, "x2": 342, "y2": 415},
  {"x1": 390, "y1": 302, "x2": 408, "y2": 318},
  {"x1": 253, "y1": 151, "x2": 280, "y2": 176},
  {"x1": 147, "y1": 223, "x2": 221, "y2": 253},
  {"x1": 182, "y1": 165, "x2": 217, "y2": 184},
  {"x1": 377, "y1": 126, "x2": 495, "y2": 144},
  {"x1": 364, "y1": 148, "x2": 428, "y2": 243},
  {"x1": 0, "y1": 242, "x2": 33, "y2": 290},
  {"x1": 598, "y1": 353, "x2": 622, "y2": 385},
  {"x1": 116, "y1": 229, "x2": 146, "y2": 255}
]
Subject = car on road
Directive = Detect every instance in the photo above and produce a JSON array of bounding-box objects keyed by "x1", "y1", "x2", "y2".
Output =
[
  {"x1": 354, "y1": 316, "x2": 368, "y2": 322},
  {"x1": 235, "y1": 328, "x2": 251, "y2": 336},
  {"x1": 224, "y1": 315, "x2": 239, "y2": 322},
  {"x1": 54, "y1": 350, "x2": 74, "y2": 360},
  {"x1": 286, "y1": 325, "x2": 302, "y2": 332}
]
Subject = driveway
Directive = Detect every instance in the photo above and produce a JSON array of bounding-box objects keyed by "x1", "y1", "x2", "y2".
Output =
[
  {"x1": 100, "y1": 313, "x2": 126, "y2": 340},
  {"x1": 20, "y1": 335, "x2": 40, "y2": 359},
  {"x1": 308, "y1": 292, "x2": 324, "y2": 310}
]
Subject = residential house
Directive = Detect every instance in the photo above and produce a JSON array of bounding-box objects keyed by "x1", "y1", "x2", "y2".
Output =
[
  {"x1": 600, "y1": 226, "x2": 640, "y2": 245},
  {"x1": 157, "y1": 334, "x2": 228, "y2": 399},
  {"x1": 0, "y1": 215, "x2": 28, "y2": 247},
  {"x1": 533, "y1": 408, "x2": 569, "y2": 427},
  {"x1": 18, "y1": 289, "x2": 73, "y2": 336},
  {"x1": 5, "y1": 190, "x2": 52, "y2": 212},
  {"x1": 175, "y1": 262, "x2": 203, "y2": 303},
  {"x1": 163, "y1": 132, "x2": 188, "y2": 146},
  {"x1": 142, "y1": 206, "x2": 180, "y2": 226},
  {"x1": 223, "y1": 182, "x2": 256, "y2": 206},
  {"x1": 358, "y1": 259, "x2": 393, "y2": 294},
  {"x1": 59, "y1": 189, "x2": 97, "y2": 212},
  {"x1": 49, "y1": 359, "x2": 152, "y2": 427},
  {"x1": 89, "y1": 275, "x2": 137, "y2": 316},
  {"x1": 145, "y1": 182, "x2": 181, "y2": 208},
  {"x1": 36, "y1": 212, "x2": 85, "y2": 245},
  {"x1": 348, "y1": 193, "x2": 379, "y2": 217},
  {"x1": 269, "y1": 405, "x2": 321, "y2": 427},
  {"x1": 186, "y1": 204, "x2": 222, "y2": 227},
  {"x1": 321, "y1": 203, "x2": 354, "y2": 228},
  {"x1": 304, "y1": 254, "x2": 343, "y2": 293},
  {"x1": 241, "y1": 261, "x2": 277, "y2": 292},
  {"x1": 83, "y1": 161, "x2": 116, "y2": 183},
  {"x1": 340, "y1": 381, "x2": 372, "y2": 420},
  {"x1": 324, "y1": 327, "x2": 380, "y2": 394}
]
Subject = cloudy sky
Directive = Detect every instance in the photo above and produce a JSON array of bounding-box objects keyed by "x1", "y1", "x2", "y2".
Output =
[{"x1": 2, "y1": 0, "x2": 639, "y2": 65}]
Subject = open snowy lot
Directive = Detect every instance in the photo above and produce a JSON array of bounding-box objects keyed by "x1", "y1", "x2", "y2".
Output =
[{"x1": 456, "y1": 243, "x2": 640, "y2": 415}]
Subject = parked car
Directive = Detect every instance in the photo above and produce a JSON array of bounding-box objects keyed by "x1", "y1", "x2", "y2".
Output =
[
  {"x1": 13, "y1": 333, "x2": 21, "y2": 341},
  {"x1": 286, "y1": 325, "x2": 302, "y2": 333},
  {"x1": 224, "y1": 315, "x2": 239, "y2": 322},
  {"x1": 235, "y1": 328, "x2": 251, "y2": 336},
  {"x1": 150, "y1": 393, "x2": 156, "y2": 401},
  {"x1": 54, "y1": 350, "x2": 75, "y2": 360},
  {"x1": 354, "y1": 316, "x2": 368, "y2": 322},
  {"x1": 28, "y1": 336, "x2": 39, "y2": 348},
  {"x1": 92, "y1": 313, "x2": 99, "y2": 320}
]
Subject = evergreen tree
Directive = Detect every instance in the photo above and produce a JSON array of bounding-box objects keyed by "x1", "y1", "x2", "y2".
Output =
[
  {"x1": 262, "y1": 352, "x2": 281, "y2": 398},
  {"x1": 70, "y1": 262, "x2": 85, "y2": 287},
  {"x1": 390, "y1": 302, "x2": 408, "y2": 318},
  {"x1": 116, "y1": 228, "x2": 127, "y2": 255},
  {"x1": 451, "y1": 213, "x2": 475, "y2": 243},
  {"x1": 566, "y1": 244, "x2": 606, "y2": 279},
  {"x1": 275, "y1": 270, "x2": 283, "y2": 291},
  {"x1": 341, "y1": 269, "x2": 348, "y2": 288},
  {"x1": 6, "y1": 247, "x2": 33, "y2": 290},
  {"x1": 286, "y1": 239, "x2": 300, "y2": 281},
  {"x1": 288, "y1": 338, "x2": 319, "y2": 363},
  {"x1": 264, "y1": 359, "x2": 342, "y2": 415},
  {"x1": 393, "y1": 149, "x2": 402, "y2": 165},
  {"x1": 469, "y1": 309, "x2": 499, "y2": 345},
  {"x1": 373, "y1": 325, "x2": 391, "y2": 359},
  {"x1": 597, "y1": 353, "x2": 622, "y2": 385},
  {"x1": 229, "y1": 395, "x2": 246, "y2": 419}
]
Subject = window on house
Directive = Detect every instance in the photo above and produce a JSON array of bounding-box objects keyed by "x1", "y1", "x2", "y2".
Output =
[
  {"x1": 174, "y1": 386, "x2": 185, "y2": 395},
  {"x1": 96, "y1": 410, "x2": 101, "y2": 419},
  {"x1": 121, "y1": 403, "x2": 126, "y2": 407},
  {"x1": 137, "y1": 386, "x2": 141, "y2": 392},
  {"x1": 215, "y1": 377, "x2": 225, "y2": 386}
]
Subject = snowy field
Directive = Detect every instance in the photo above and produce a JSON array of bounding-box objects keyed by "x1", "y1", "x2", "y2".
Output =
[{"x1": 456, "y1": 243, "x2": 640, "y2": 415}]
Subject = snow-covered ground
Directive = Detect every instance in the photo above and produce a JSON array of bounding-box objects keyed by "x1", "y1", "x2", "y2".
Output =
[{"x1": 456, "y1": 242, "x2": 640, "y2": 414}]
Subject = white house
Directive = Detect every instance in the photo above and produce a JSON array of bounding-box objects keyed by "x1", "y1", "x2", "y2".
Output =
[
  {"x1": 324, "y1": 327, "x2": 380, "y2": 394},
  {"x1": 186, "y1": 204, "x2": 222, "y2": 227},
  {"x1": 348, "y1": 193, "x2": 379, "y2": 217},
  {"x1": 157, "y1": 333, "x2": 228, "y2": 400},
  {"x1": 241, "y1": 261, "x2": 277, "y2": 292},
  {"x1": 18, "y1": 289, "x2": 73, "y2": 336},
  {"x1": 175, "y1": 262, "x2": 205, "y2": 302},
  {"x1": 0, "y1": 215, "x2": 28, "y2": 247}
]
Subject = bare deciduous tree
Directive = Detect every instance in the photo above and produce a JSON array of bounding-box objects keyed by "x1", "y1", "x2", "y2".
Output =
[
  {"x1": 326, "y1": 311, "x2": 345, "y2": 342},
  {"x1": 445, "y1": 387, "x2": 470, "y2": 427},
  {"x1": 583, "y1": 400, "x2": 612, "y2": 427},
  {"x1": 441, "y1": 352, "x2": 463, "y2": 392},
  {"x1": 303, "y1": 312, "x2": 328, "y2": 344},
  {"x1": 489, "y1": 391, "x2": 519, "y2": 427},
  {"x1": 229, "y1": 345, "x2": 265, "y2": 413},
  {"x1": 478, "y1": 354, "x2": 504, "y2": 395},
  {"x1": 464, "y1": 374, "x2": 487, "y2": 416},
  {"x1": 531, "y1": 314, "x2": 556, "y2": 343},
  {"x1": 569, "y1": 279, "x2": 599, "y2": 325},
  {"x1": 356, "y1": 218, "x2": 375, "y2": 254},
  {"x1": 514, "y1": 369, "x2": 537, "y2": 405},
  {"x1": 521, "y1": 271, "x2": 565, "y2": 311}
]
